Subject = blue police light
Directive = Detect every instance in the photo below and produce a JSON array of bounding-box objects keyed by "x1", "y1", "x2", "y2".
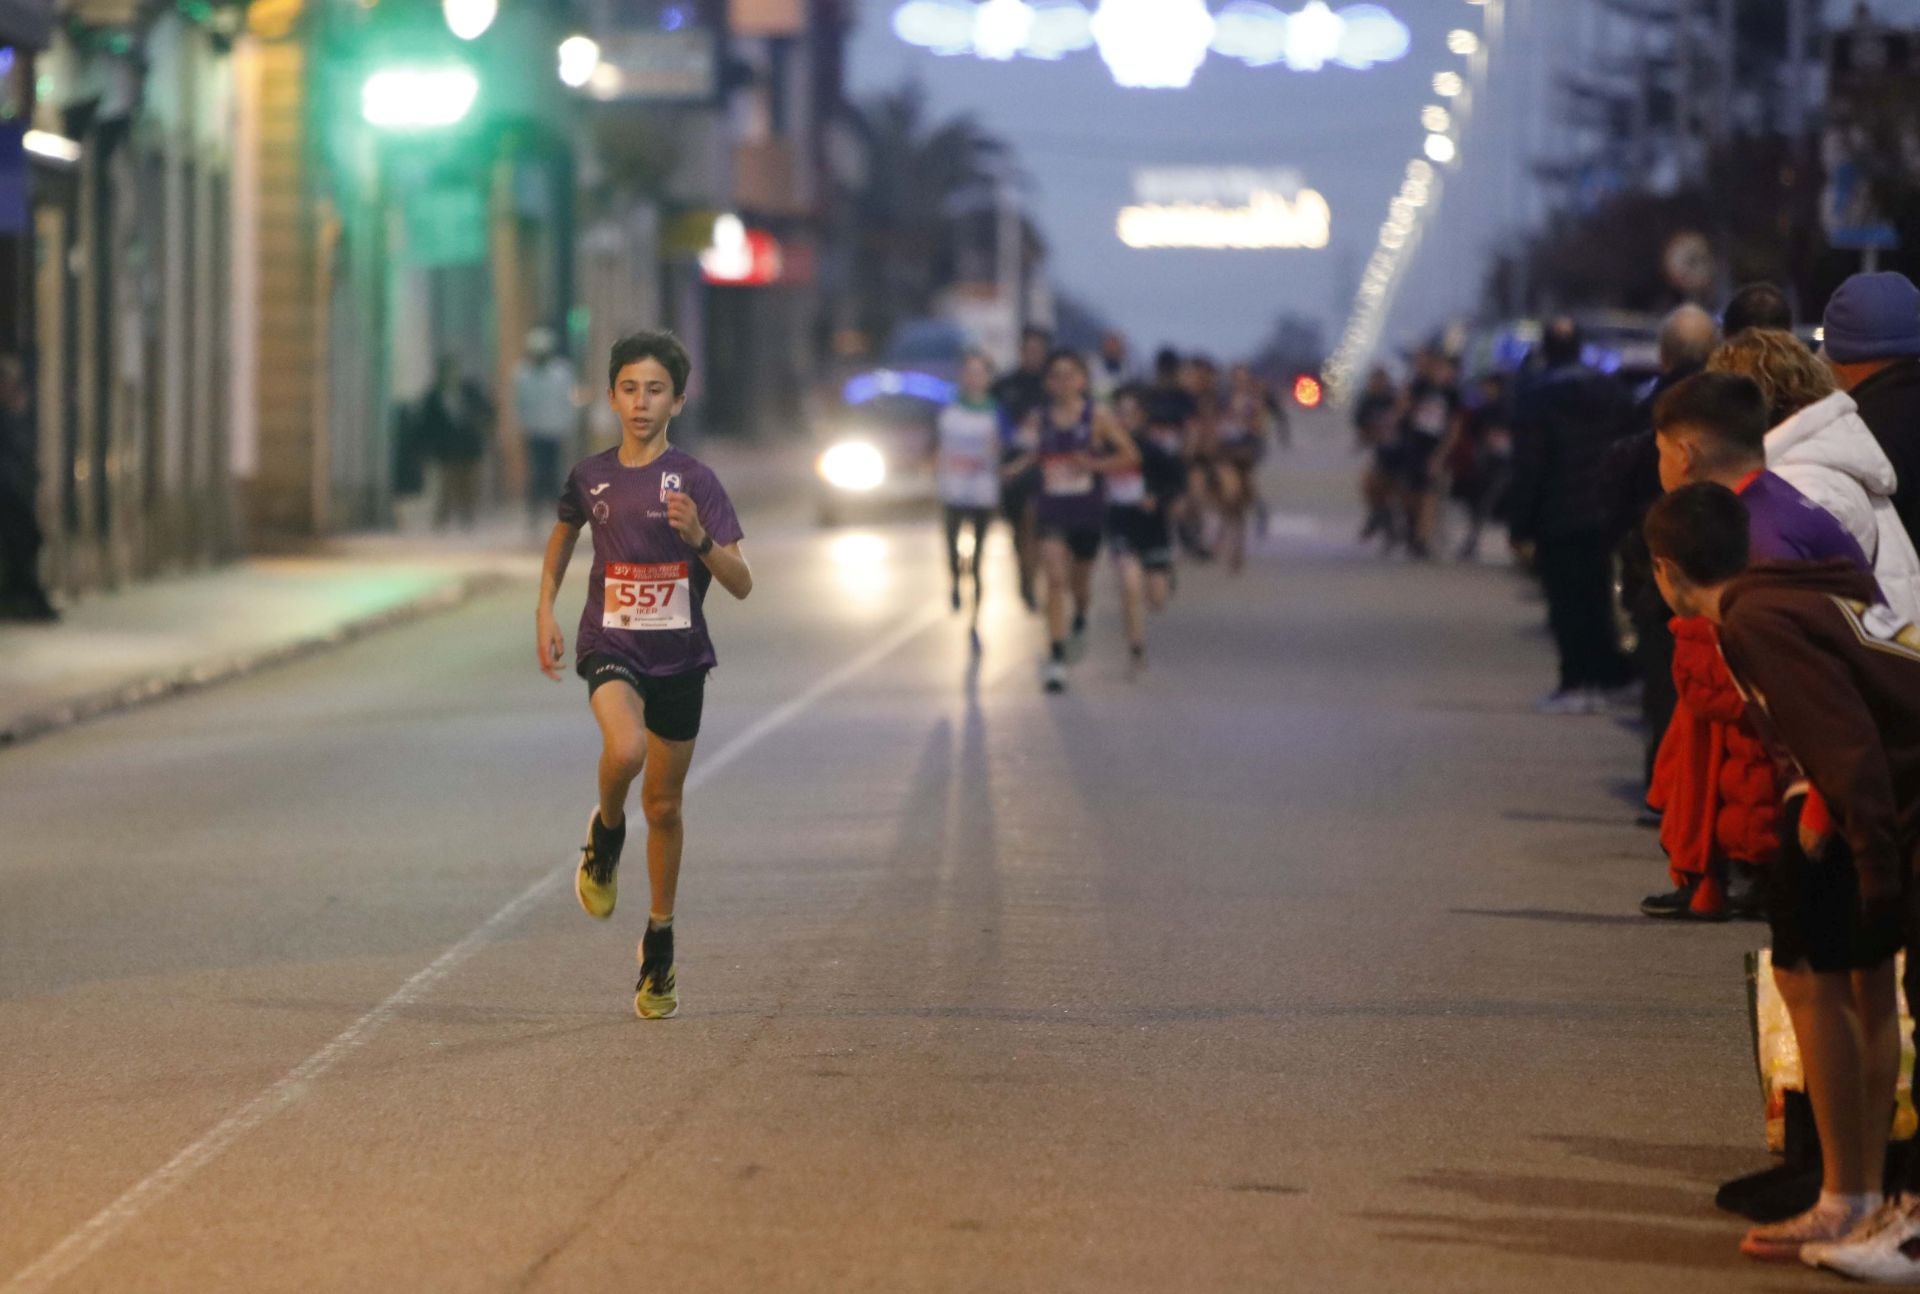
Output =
[{"x1": 842, "y1": 369, "x2": 957, "y2": 406}]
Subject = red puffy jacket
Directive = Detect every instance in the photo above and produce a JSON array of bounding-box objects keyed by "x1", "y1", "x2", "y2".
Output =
[{"x1": 1648, "y1": 616, "x2": 1781, "y2": 911}]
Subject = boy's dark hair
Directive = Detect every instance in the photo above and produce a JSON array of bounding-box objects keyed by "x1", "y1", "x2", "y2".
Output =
[
  {"x1": 1643, "y1": 482, "x2": 1751, "y2": 586},
  {"x1": 1044, "y1": 347, "x2": 1089, "y2": 380},
  {"x1": 1112, "y1": 380, "x2": 1150, "y2": 408},
  {"x1": 1021, "y1": 325, "x2": 1053, "y2": 346},
  {"x1": 1723, "y1": 282, "x2": 1793, "y2": 337},
  {"x1": 608, "y1": 330, "x2": 692, "y2": 395},
  {"x1": 1154, "y1": 347, "x2": 1181, "y2": 375},
  {"x1": 1652, "y1": 371, "x2": 1769, "y2": 468}
]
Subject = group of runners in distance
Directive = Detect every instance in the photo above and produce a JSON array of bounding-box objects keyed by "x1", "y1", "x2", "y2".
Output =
[
  {"x1": 531, "y1": 326, "x2": 1285, "y2": 1020},
  {"x1": 938, "y1": 326, "x2": 1287, "y2": 693}
]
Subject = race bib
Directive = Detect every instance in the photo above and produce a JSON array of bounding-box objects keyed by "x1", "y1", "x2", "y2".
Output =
[
  {"x1": 1042, "y1": 454, "x2": 1094, "y2": 496},
  {"x1": 603, "y1": 562, "x2": 692, "y2": 631},
  {"x1": 1106, "y1": 468, "x2": 1146, "y2": 506}
]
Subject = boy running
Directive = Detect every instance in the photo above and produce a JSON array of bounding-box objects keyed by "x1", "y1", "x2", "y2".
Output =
[
  {"x1": 1104, "y1": 383, "x2": 1182, "y2": 671},
  {"x1": 534, "y1": 331, "x2": 752, "y2": 1019}
]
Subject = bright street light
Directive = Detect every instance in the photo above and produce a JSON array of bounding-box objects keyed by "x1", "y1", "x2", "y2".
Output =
[
  {"x1": 1446, "y1": 28, "x2": 1478, "y2": 55},
  {"x1": 1420, "y1": 104, "x2": 1451, "y2": 132},
  {"x1": 443, "y1": 0, "x2": 497, "y2": 40},
  {"x1": 1432, "y1": 70, "x2": 1463, "y2": 96},
  {"x1": 361, "y1": 66, "x2": 480, "y2": 129},
  {"x1": 557, "y1": 35, "x2": 601, "y2": 87},
  {"x1": 1424, "y1": 133, "x2": 1457, "y2": 163}
]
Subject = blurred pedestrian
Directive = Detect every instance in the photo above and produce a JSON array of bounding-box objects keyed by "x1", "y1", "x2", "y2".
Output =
[
  {"x1": 1643, "y1": 372, "x2": 1869, "y2": 921},
  {"x1": 937, "y1": 351, "x2": 1001, "y2": 649},
  {"x1": 420, "y1": 357, "x2": 491, "y2": 531},
  {"x1": 1822, "y1": 271, "x2": 1920, "y2": 546},
  {"x1": 0, "y1": 354, "x2": 54, "y2": 622},
  {"x1": 1723, "y1": 281, "x2": 1795, "y2": 339},
  {"x1": 1645, "y1": 483, "x2": 1909, "y2": 1267},
  {"x1": 1352, "y1": 366, "x2": 1399, "y2": 546},
  {"x1": 1142, "y1": 348, "x2": 1198, "y2": 582},
  {"x1": 1442, "y1": 371, "x2": 1514, "y2": 562},
  {"x1": 1708, "y1": 328, "x2": 1920, "y2": 622},
  {"x1": 514, "y1": 326, "x2": 579, "y2": 529},
  {"x1": 1394, "y1": 350, "x2": 1459, "y2": 560},
  {"x1": 1507, "y1": 318, "x2": 1636, "y2": 712},
  {"x1": 992, "y1": 326, "x2": 1052, "y2": 611},
  {"x1": 1607, "y1": 303, "x2": 1719, "y2": 791}
]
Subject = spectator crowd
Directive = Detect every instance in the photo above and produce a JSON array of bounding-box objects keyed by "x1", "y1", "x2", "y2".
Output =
[{"x1": 1354, "y1": 271, "x2": 1920, "y2": 1281}]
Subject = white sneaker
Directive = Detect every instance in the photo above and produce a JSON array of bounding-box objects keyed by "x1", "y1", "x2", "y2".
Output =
[
  {"x1": 1805, "y1": 1195, "x2": 1909, "y2": 1268},
  {"x1": 1535, "y1": 688, "x2": 1599, "y2": 715},
  {"x1": 1744, "y1": 1195, "x2": 1879, "y2": 1263},
  {"x1": 1043, "y1": 660, "x2": 1067, "y2": 694},
  {"x1": 1813, "y1": 1196, "x2": 1920, "y2": 1283}
]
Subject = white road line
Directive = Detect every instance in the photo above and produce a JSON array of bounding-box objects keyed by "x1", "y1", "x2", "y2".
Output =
[{"x1": 1, "y1": 599, "x2": 948, "y2": 1294}]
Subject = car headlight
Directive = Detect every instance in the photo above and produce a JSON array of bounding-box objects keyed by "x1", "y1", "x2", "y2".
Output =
[{"x1": 817, "y1": 440, "x2": 887, "y2": 493}]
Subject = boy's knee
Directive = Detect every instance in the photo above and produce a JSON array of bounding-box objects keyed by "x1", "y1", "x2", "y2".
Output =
[
  {"x1": 604, "y1": 735, "x2": 646, "y2": 779},
  {"x1": 642, "y1": 792, "x2": 683, "y2": 832}
]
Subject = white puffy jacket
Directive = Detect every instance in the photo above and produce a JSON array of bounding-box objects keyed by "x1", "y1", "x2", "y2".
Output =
[{"x1": 1766, "y1": 389, "x2": 1920, "y2": 623}]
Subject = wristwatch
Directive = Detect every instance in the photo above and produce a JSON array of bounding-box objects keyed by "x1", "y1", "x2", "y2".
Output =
[{"x1": 696, "y1": 534, "x2": 715, "y2": 556}]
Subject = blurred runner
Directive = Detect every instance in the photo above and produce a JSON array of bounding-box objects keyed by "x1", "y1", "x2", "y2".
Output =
[
  {"x1": 1005, "y1": 350, "x2": 1138, "y2": 693},
  {"x1": 1352, "y1": 366, "x2": 1400, "y2": 548},
  {"x1": 992, "y1": 327, "x2": 1053, "y2": 612},
  {"x1": 937, "y1": 352, "x2": 1001, "y2": 651},
  {"x1": 1180, "y1": 355, "x2": 1223, "y2": 561},
  {"x1": 1089, "y1": 330, "x2": 1133, "y2": 404},
  {"x1": 1105, "y1": 383, "x2": 1182, "y2": 671},
  {"x1": 535, "y1": 330, "x2": 753, "y2": 1020},
  {"x1": 514, "y1": 327, "x2": 579, "y2": 530},
  {"x1": 1443, "y1": 371, "x2": 1513, "y2": 561},
  {"x1": 1215, "y1": 364, "x2": 1271, "y2": 573}
]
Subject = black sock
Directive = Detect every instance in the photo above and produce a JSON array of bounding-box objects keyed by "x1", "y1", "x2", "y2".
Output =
[
  {"x1": 1071, "y1": 612, "x2": 1086, "y2": 635},
  {"x1": 1050, "y1": 641, "x2": 1066, "y2": 662}
]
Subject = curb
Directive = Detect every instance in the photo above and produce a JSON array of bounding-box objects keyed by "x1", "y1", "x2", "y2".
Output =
[{"x1": 0, "y1": 570, "x2": 514, "y2": 749}]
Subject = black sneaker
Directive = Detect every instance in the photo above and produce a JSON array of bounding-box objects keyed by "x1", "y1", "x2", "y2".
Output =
[
  {"x1": 1640, "y1": 883, "x2": 1727, "y2": 921},
  {"x1": 635, "y1": 924, "x2": 678, "y2": 1019},
  {"x1": 575, "y1": 811, "x2": 625, "y2": 919},
  {"x1": 1726, "y1": 862, "x2": 1767, "y2": 921}
]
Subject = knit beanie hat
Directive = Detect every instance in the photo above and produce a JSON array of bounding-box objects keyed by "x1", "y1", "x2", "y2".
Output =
[{"x1": 1823, "y1": 271, "x2": 1920, "y2": 363}]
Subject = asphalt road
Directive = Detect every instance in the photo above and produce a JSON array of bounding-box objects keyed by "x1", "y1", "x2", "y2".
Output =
[{"x1": 1, "y1": 416, "x2": 1813, "y2": 1292}]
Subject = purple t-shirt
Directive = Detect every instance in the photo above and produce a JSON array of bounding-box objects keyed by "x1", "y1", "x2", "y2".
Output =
[
  {"x1": 558, "y1": 445, "x2": 744, "y2": 678},
  {"x1": 1739, "y1": 470, "x2": 1870, "y2": 568}
]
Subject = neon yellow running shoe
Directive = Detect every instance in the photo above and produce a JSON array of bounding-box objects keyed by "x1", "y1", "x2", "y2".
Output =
[
  {"x1": 634, "y1": 925, "x2": 678, "y2": 1019},
  {"x1": 575, "y1": 810, "x2": 624, "y2": 920}
]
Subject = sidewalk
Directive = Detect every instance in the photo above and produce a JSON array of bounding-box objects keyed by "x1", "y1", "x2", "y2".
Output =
[
  {"x1": 0, "y1": 438, "x2": 814, "y2": 747},
  {"x1": 0, "y1": 519, "x2": 544, "y2": 746}
]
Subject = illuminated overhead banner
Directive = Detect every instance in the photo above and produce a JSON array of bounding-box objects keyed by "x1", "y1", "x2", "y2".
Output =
[
  {"x1": 1117, "y1": 168, "x2": 1330, "y2": 250},
  {"x1": 891, "y1": 0, "x2": 1408, "y2": 89}
]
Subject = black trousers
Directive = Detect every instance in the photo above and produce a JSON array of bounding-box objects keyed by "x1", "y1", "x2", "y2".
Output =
[
  {"x1": 1537, "y1": 533, "x2": 1633, "y2": 692},
  {"x1": 1633, "y1": 602, "x2": 1677, "y2": 789},
  {"x1": 0, "y1": 480, "x2": 47, "y2": 598}
]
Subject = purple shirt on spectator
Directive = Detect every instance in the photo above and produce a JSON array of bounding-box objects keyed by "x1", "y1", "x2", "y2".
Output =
[{"x1": 1739, "y1": 469, "x2": 1871, "y2": 569}]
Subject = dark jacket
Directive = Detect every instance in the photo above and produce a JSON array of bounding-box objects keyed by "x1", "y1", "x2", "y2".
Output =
[
  {"x1": 1849, "y1": 358, "x2": 1920, "y2": 547},
  {"x1": 1507, "y1": 363, "x2": 1633, "y2": 544},
  {"x1": 1718, "y1": 560, "x2": 1920, "y2": 903}
]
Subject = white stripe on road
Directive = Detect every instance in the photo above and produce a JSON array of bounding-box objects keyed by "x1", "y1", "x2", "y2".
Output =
[{"x1": 1, "y1": 599, "x2": 949, "y2": 1294}]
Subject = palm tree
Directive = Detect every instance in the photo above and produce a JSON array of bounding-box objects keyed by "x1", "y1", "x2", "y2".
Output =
[{"x1": 849, "y1": 83, "x2": 1015, "y2": 349}]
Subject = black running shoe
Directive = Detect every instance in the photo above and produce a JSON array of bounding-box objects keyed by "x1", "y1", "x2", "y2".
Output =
[{"x1": 1640, "y1": 884, "x2": 1726, "y2": 921}]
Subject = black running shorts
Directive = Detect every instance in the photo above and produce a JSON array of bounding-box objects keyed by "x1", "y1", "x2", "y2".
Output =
[
  {"x1": 1040, "y1": 525, "x2": 1102, "y2": 563},
  {"x1": 579, "y1": 655, "x2": 707, "y2": 742},
  {"x1": 1768, "y1": 796, "x2": 1901, "y2": 973},
  {"x1": 1106, "y1": 506, "x2": 1172, "y2": 570}
]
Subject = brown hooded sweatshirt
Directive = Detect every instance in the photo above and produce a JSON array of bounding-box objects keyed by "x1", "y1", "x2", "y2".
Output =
[{"x1": 1717, "y1": 559, "x2": 1920, "y2": 904}]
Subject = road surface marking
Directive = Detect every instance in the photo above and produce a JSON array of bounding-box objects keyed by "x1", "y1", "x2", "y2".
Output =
[{"x1": 1, "y1": 599, "x2": 948, "y2": 1294}]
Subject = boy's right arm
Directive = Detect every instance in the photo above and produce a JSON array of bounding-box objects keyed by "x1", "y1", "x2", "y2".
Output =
[{"x1": 536, "y1": 522, "x2": 581, "y2": 680}]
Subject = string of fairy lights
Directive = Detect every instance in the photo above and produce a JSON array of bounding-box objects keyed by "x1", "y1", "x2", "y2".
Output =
[{"x1": 1324, "y1": 0, "x2": 1496, "y2": 402}]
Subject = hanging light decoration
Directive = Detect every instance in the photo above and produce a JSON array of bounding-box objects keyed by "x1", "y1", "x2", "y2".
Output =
[{"x1": 891, "y1": 0, "x2": 1409, "y2": 87}]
